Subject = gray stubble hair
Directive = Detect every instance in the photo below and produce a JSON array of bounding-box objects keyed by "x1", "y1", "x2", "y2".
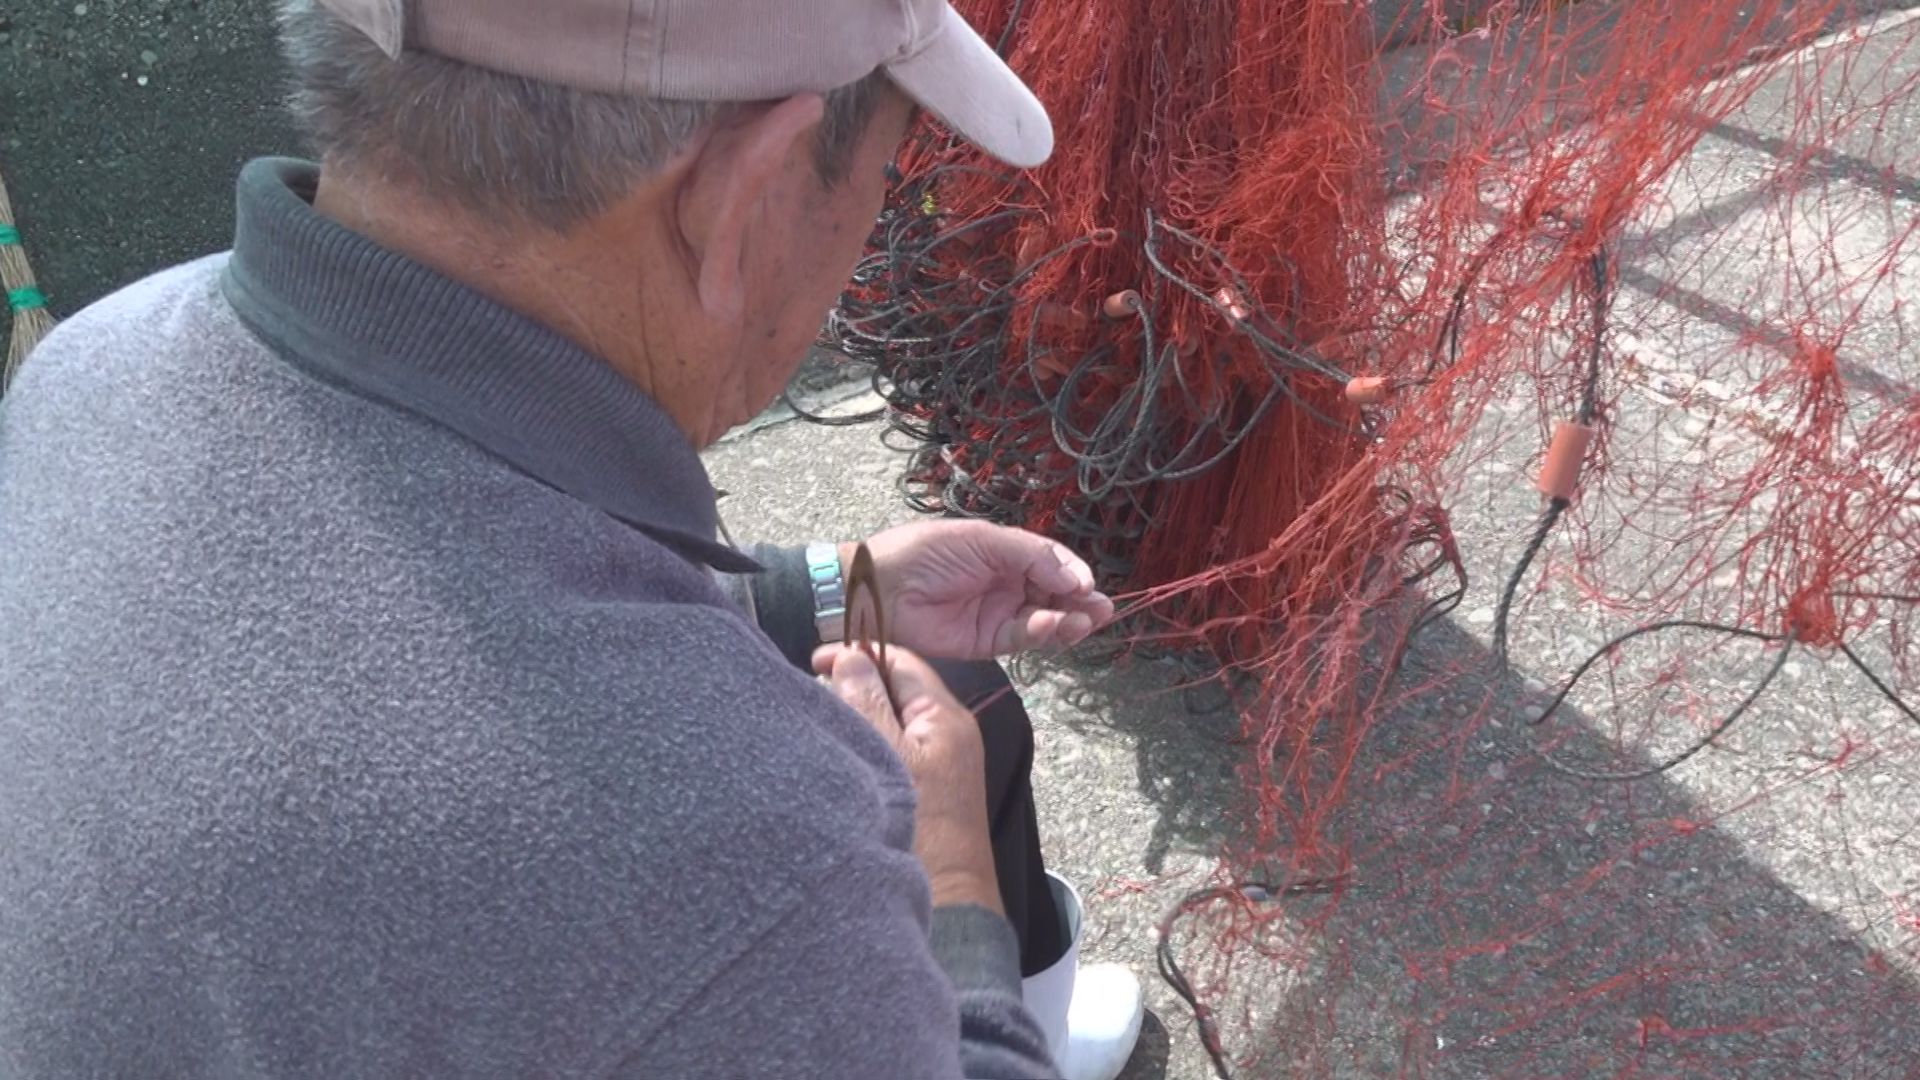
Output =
[{"x1": 276, "y1": 0, "x2": 887, "y2": 231}]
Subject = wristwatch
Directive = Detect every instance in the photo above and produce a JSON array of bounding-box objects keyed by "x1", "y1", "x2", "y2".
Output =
[{"x1": 805, "y1": 542, "x2": 847, "y2": 644}]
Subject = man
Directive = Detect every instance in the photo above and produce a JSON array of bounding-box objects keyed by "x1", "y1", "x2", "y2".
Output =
[{"x1": 0, "y1": 1, "x2": 1141, "y2": 1078}]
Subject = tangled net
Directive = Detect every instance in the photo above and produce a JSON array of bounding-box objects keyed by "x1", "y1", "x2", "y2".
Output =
[{"x1": 823, "y1": 0, "x2": 1920, "y2": 1075}]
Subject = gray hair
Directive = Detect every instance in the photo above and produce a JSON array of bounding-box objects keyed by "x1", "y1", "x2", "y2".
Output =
[{"x1": 275, "y1": 0, "x2": 887, "y2": 230}]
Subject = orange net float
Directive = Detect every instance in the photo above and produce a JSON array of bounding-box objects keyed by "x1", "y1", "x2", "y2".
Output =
[
  {"x1": 1343, "y1": 376, "x2": 1390, "y2": 405},
  {"x1": 1536, "y1": 420, "x2": 1596, "y2": 503},
  {"x1": 1015, "y1": 232, "x2": 1045, "y2": 269},
  {"x1": 1212, "y1": 286, "x2": 1251, "y2": 322},
  {"x1": 1101, "y1": 290, "x2": 1142, "y2": 319}
]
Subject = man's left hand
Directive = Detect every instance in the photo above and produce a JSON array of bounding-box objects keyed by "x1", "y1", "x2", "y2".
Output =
[{"x1": 849, "y1": 520, "x2": 1114, "y2": 660}]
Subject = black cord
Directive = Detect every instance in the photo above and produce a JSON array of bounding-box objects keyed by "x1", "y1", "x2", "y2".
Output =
[
  {"x1": 817, "y1": 154, "x2": 1404, "y2": 597},
  {"x1": 1484, "y1": 239, "x2": 1801, "y2": 781},
  {"x1": 1527, "y1": 620, "x2": 1792, "y2": 781},
  {"x1": 993, "y1": 0, "x2": 1027, "y2": 56},
  {"x1": 1484, "y1": 240, "x2": 1602, "y2": 687},
  {"x1": 1156, "y1": 876, "x2": 1350, "y2": 1080},
  {"x1": 1474, "y1": 230, "x2": 1920, "y2": 780},
  {"x1": 777, "y1": 383, "x2": 887, "y2": 426},
  {"x1": 1837, "y1": 640, "x2": 1920, "y2": 727}
]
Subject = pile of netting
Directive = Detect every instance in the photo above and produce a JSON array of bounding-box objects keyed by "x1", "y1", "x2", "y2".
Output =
[{"x1": 823, "y1": 0, "x2": 1920, "y2": 1074}]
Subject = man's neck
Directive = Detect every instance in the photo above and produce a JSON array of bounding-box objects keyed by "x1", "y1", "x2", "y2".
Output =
[{"x1": 310, "y1": 165, "x2": 725, "y2": 446}]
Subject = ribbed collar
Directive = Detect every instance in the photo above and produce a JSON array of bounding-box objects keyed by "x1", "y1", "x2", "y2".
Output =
[{"x1": 221, "y1": 157, "x2": 758, "y2": 574}]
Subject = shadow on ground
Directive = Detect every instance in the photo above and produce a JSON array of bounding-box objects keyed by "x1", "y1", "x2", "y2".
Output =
[{"x1": 1028, "y1": 612, "x2": 1919, "y2": 1079}]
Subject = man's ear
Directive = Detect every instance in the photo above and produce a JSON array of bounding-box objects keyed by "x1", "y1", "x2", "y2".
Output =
[{"x1": 677, "y1": 94, "x2": 828, "y2": 325}]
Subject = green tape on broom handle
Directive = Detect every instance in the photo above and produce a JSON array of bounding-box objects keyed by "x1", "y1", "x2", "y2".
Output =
[{"x1": 1, "y1": 226, "x2": 50, "y2": 310}]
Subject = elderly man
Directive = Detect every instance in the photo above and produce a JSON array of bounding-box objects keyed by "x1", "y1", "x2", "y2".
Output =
[{"x1": 0, "y1": 1, "x2": 1146, "y2": 1078}]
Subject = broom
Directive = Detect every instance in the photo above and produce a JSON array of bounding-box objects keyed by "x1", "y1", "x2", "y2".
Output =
[{"x1": 0, "y1": 161, "x2": 55, "y2": 392}]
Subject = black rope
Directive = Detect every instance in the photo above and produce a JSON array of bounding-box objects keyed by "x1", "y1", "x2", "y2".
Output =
[
  {"x1": 1155, "y1": 876, "x2": 1350, "y2": 1080},
  {"x1": 1527, "y1": 620, "x2": 1793, "y2": 781},
  {"x1": 777, "y1": 374, "x2": 887, "y2": 426},
  {"x1": 817, "y1": 154, "x2": 1402, "y2": 596},
  {"x1": 1476, "y1": 232, "x2": 1920, "y2": 780},
  {"x1": 1838, "y1": 639, "x2": 1920, "y2": 727}
]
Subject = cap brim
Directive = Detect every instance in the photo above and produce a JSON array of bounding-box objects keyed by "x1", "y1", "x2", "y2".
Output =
[{"x1": 884, "y1": 4, "x2": 1053, "y2": 169}]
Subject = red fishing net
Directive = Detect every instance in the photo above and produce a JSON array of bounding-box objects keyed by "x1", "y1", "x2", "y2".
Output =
[{"x1": 826, "y1": 0, "x2": 1920, "y2": 1074}]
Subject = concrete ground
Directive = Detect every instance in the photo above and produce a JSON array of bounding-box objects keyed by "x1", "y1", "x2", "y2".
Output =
[{"x1": 7, "y1": 1, "x2": 1920, "y2": 1077}]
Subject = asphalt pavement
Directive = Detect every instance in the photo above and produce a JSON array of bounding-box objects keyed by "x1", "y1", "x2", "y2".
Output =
[{"x1": 2, "y1": 0, "x2": 298, "y2": 315}]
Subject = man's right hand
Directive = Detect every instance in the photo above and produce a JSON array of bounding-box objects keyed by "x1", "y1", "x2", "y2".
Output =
[{"x1": 813, "y1": 644, "x2": 1004, "y2": 915}]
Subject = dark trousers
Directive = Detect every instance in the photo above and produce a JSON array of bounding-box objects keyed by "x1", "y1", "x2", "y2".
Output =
[{"x1": 928, "y1": 658, "x2": 1069, "y2": 977}]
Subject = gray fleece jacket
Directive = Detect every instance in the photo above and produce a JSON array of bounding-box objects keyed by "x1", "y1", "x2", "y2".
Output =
[{"x1": 0, "y1": 158, "x2": 1055, "y2": 1080}]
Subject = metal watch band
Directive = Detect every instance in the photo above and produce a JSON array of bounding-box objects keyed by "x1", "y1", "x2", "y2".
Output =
[{"x1": 805, "y1": 542, "x2": 846, "y2": 643}]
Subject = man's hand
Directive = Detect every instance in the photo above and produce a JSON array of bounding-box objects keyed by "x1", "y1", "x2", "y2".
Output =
[
  {"x1": 815, "y1": 643, "x2": 1003, "y2": 913},
  {"x1": 847, "y1": 520, "x2": 1114, "y2": 660}
]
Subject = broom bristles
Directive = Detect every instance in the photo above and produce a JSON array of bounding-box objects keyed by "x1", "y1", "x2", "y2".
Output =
[{"x1": 0, "y1": 161, "x2": 55, "y2": 392}]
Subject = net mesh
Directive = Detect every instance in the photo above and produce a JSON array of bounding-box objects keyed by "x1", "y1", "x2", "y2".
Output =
[{"x1": 823, "y1": 0, "x2": 1920, "y2": 1074}]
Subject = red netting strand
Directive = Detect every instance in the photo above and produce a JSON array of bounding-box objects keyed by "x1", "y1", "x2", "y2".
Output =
[{"x1": 821, "y1": 0, "x2": 1920, "y2": 1074}]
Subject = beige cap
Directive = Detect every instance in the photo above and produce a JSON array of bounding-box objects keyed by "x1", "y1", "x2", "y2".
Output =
[{"x1": 317, "y1": 0, "x2": 1053, "y2": 168}]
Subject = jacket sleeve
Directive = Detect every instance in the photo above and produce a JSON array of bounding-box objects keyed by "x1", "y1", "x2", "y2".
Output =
[
  {"x1": 613, "y1": 854, "x2": 1057, "y2": 1080},
  {"x1": 741, "y1": 542, "x2": 828, "y2": 671},
  {"x1": 929, "y1": 905, "x2": 1061, "y2": 1080}
]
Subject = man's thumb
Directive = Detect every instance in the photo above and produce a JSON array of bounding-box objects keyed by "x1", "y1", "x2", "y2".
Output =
[{"x1": 824, "y1": 647, "x2": 899, "y2": 732}]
